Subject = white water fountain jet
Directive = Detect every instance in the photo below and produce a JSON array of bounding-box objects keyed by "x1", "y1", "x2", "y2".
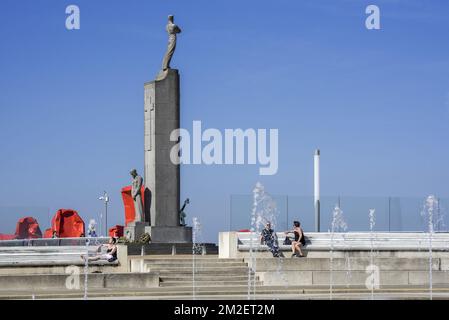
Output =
[
  {"x1": 421, "y1": 195, "x2": 440, "y2": 300},
  {"x1": 329, "y1": 205, "x2": 347, "y2": 300},
  {"x1": 192, "y1": 217, "x2": 202, "y2": 300},
  {"x1": 272, "y1": 224, "x2": 289, "y2": 300},
  {"x1": 344, "y1": 249, "x2": 352, "y2": 288},
  {"x1": 274, "y1": 257, "x2": 288, "y2": 290},
  {"x1": 248, "y1": 182, "x2": 279, "y2": 300},
  {"x1": 83, "y1": 237, "x2": 90, "y2": 300},
  {"x1": 368, "y1": 208, "x2": 376, "y2": 300}
]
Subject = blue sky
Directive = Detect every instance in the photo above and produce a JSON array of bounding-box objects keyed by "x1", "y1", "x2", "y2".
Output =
[{"x1": 0, "y1": 0, "x2": 448, "y2": 242}]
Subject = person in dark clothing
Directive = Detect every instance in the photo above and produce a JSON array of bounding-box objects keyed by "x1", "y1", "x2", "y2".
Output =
[
  {"x1": 260, "y1": 222, "x2": 280, "y2": 257},
  {"x1": 81, "y1": 237, "x2": 118, "y2": 262},
  {"x1": 285, "y1": 221, "x2": 305, "y2": 257}
]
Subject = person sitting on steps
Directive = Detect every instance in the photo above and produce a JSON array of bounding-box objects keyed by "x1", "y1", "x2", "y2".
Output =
[
  {"x1": 285, "y1": 221, "x2": 305, "y2": 258},
  {"x1": 81, "y1": 237, "x2": 118, "y2": 263},
  {"x1": 260, "y1": 222, "x2": 281, "y2": 258}
]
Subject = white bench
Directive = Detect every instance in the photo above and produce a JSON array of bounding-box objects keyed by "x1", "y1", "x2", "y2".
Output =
[
  {"x1": 219, "y1": 232, "x2": 449, "y2": 258},
  {"x1": 237, "y1": 232, "x2": 449, "y2": 251},
  {"x1": 0, "y1": 245, "x2": 120, "y2": 267}
]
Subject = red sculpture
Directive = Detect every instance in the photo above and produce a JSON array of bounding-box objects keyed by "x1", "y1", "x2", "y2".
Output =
[
  {"x1": 47, "y1": 209, "x2": 85, "y2": 238},
  {"x1": 121, "y1": 185, "x2": 146, "y2": 226},
  {"x1": 15, "y1": 217, "x2": 43, "y2": 239},
  {"x1": 109, "y1": 225, "x2": 124, "y2": 238},
  {"x1": 0, "y1": 234, "x2": 16, "y2": 240},
  {"x1": 0, "y1": 217, "x2": 42, "y2": 240},
  {"x1": 0, "y1": 211, "x2": 87, "y2": 241},
  {"x1": 44, "y1": 228, "x2": 53, "y2": 238}
]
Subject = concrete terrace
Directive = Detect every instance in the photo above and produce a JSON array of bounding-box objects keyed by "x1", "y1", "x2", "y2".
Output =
[{"x1": 0, "y1": 233, "x2": 449, "y2": 299}]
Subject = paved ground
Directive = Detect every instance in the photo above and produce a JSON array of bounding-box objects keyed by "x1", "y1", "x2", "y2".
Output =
[
  {"x1": 3, "y1": 287, "x2": 448, "y2": 300},
  {"x1": 2, "y1": 251, "x2": 449, "y2": 300}
]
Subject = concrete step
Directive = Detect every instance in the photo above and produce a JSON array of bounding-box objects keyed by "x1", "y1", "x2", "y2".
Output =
[
  {"x1": 144, "y1": 262, "x2": 248, "y2": 269},
  {"x1": 154, "y1": 269, "x2": 250, "y2": 275},
  {"x1": 0, "y1": 265, "x2": 119, "y2": 275},
  {"x1": 144, "y1": 259, "x2": 246, "y2": 266},
  {"x1": 257, "y1": 270, "x2": 449, "y2": 287},
  {"x1": 146, "y1": 266, "x2": 250, "y2": 273},
  {"x1": 129, "y1": 256, "x2": 249, "y2": 273},
  {"x1": 155, "y1": 271, "x2": 250, "y2": 276},
  {"x1": 131, "y1": 256, "x2": 241, "y2": 261},
  {"x1": 135, "y1": 285, "x2": 286, "y2": 294},
  {"x1": 140, "y1": 259, "x2": 244, "y2": 264},
  {"x1": 245, "y1": 257, "x2": 443, "y2": 271},
  {"x1": 160, "y1": 280, "x2": 262, "y2": 287},
  {"x1": 160, "y1": 275, "x2": 251, "y2": 281},
  {"x1": 0, "y1": 286, "x2": 449, "y2": 300},
  {"x1": 0, "y1": 273, "x2": 160, "y2": 291},
  {"x1": 0, "y1": 260, "x2": 119, "y2": 268}
]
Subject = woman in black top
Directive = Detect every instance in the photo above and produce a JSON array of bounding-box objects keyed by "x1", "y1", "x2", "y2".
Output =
[
  {"x1": 81, "y1": 237, "x2": 118, "y2": 262},
  {"x1": 285, "y1": 221, "x2": 305, "y2": 257}
]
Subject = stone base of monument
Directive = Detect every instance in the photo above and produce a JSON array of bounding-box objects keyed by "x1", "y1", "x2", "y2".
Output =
[
  {"x1": 124, "y1": 222, "x2": 192, "y2": 243},
  {"x1": 145, "y1": 226, "x2": 192, "y2": 243},
  {"x1": 124, "y1": 222, "x2": 149, "y2": 241}
]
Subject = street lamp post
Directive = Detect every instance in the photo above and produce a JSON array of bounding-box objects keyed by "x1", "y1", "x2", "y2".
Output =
[{"x1": 99, "y1": 191, "x2": 109, "y2": 236}]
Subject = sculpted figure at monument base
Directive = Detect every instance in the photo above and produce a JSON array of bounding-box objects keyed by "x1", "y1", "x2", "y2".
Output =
[{"x1": 130, "y1": 169, "x2": 144, "y2": 223}]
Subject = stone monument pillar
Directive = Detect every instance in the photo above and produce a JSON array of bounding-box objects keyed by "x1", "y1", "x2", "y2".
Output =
[
  {"x1": 144, "y1": 70, "x2": 179, "y2": 226},
  {"x1": 143, "y1": 71, "x2": 192, "y2": 243},
  {"x1": 126, "y1": 15, "x2": 192, "y2": 243}
]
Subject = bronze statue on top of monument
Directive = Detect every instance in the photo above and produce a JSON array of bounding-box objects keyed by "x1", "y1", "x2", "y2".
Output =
[
  {"x1": 162, "y1": 15, "x2": 181, "y2": 71},
  {"x1": 157, "y1": 15, "x2": 182, "y2": 80}
]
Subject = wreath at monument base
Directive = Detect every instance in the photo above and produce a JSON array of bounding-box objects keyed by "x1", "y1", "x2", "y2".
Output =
[{"x1": 139, "y1": 232, "x2": 152, "y2": 244}]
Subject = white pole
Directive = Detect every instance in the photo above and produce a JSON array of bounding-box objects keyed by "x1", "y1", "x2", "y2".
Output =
[
  {"x1": 98, "y1": 191, "x2": 109, "y2": 237},
  {"x1": 314, "y1": 149, "x2": 320, "y2": 232}
]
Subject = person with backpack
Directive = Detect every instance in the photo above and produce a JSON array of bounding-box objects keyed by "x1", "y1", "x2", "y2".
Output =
[{"x1": 285, "y1": 221, "x2": 305, "y2": 257}]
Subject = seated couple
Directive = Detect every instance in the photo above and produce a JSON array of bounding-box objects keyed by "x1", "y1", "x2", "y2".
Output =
[
  {"x1": 81, "y1": 237, "x2": 118, "y2": 263},
  {"x1": 260, "y1": 221, "x2": 305, "y2": 258}
]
